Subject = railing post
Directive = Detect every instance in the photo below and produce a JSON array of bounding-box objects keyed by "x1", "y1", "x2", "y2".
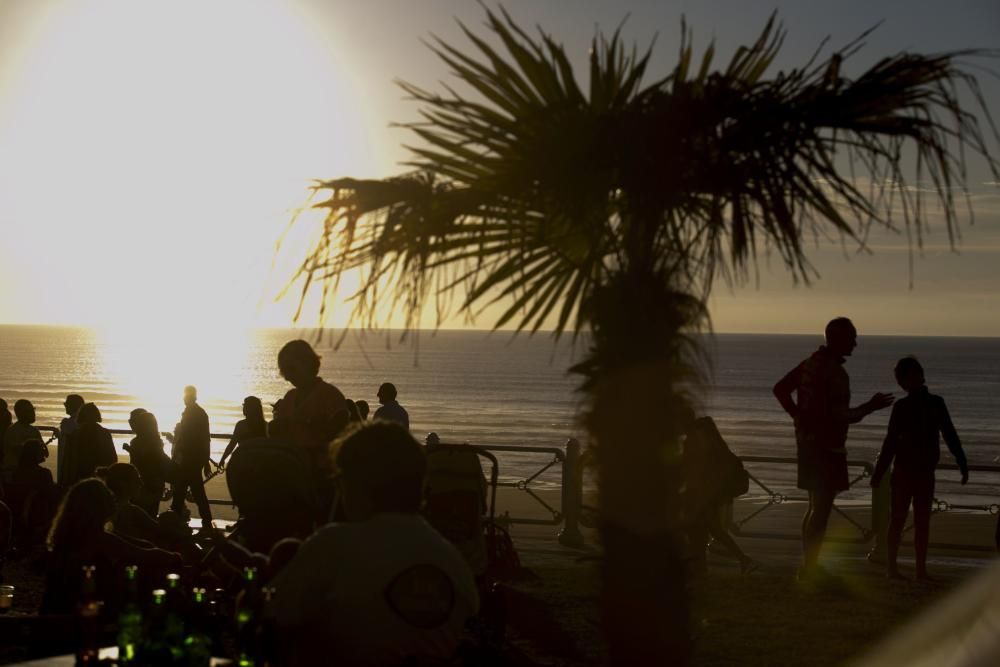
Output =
[
  {"x1": 869, "y1": 458, "x2": 890, "y2": 558},
  {"x1": 558, "y1": 438, "x2": 585, "y2": 548}
]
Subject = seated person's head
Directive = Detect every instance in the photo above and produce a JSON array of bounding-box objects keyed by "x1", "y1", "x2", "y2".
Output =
[
  {"x1": 13, "y1": 399, "x2": 35, "y2": 424},
  {"x1": 18, "y1": 439, "x2": 48, "y2": 468},
  {"x1": 894, "y1": 356, "x2": 925, "y2": 392},
  {"x1": 47, "y1": 478, "x2": 116, "y2": 553},
  {"x1": 97, "y1": 463, "x2": 143, "y2": 501},
  {"x1": 278, "y1": 340, "x2": 321, "y2": 388},
  {"x1": 77, "y1": 402, "x2": 102, "y2": 426},
  {"x1": 355, "y1": 400, "x2": 369, "y2": 420},
  {"x1": 267, "y1": 537, "x2": 303, "y2": 580},
  {"x1": 332, "y1": 422, "x2": 427, "y2": 521}
]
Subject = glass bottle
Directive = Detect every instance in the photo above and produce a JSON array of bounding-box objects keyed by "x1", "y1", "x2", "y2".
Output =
[
  {"x1": 76, "y1": 564, "x2": 101, "y2": 666},
  {"x1": 116, "y1": 565, "x2": 143, "y2": 665}
]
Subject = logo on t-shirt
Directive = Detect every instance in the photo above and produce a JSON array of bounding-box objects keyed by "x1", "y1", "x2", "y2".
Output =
[{"x1": 384, "y1": 563, "x2": 455, "y2": 629}]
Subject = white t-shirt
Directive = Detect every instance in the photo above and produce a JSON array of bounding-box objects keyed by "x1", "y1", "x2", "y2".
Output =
[{"x1": 271, "y1": 513, "x2": 479, "y2": 666}]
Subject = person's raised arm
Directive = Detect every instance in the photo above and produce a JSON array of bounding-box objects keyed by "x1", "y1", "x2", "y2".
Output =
[
  {"x1": 937, "y1": 397, "x2": 968, "y2": 485},
  {"x1": 871, "y1": 402, "x2": 902, "y2": 487},
  {"x1": 845, "y1": 392, "x2": 895, "y2": 424},
  {"x1": 773, "y1": 364, "x2": 803, "y2": 419}
]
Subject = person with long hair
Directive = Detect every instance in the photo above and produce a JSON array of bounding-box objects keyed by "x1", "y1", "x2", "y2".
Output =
[
  {"x1": 219, "y1": 396, "x2": 267, "y2": 468},
  {"x1": 64, "y1": 403, "x2": 118, "y2": 486},
  {"x1": 41, "y1": 478, "x2": 181, "y2": 613},
  {"x1": 125, "y1": 410, "x2": 170, "y2": 518}
]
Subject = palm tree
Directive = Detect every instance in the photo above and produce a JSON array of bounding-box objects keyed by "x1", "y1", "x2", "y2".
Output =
[{"x1": 284, "y1": 8, "x2": 998, "y2": 664}]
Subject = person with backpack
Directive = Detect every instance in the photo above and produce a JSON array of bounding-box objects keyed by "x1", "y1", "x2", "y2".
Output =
[{"x1": 681, "y1": 409, "x2": 756, "y2": 574}]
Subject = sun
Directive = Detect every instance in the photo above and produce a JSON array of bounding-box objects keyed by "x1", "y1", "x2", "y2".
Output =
[{"x1": 0, "y1": 0, "x2": 378, "y2": 329}]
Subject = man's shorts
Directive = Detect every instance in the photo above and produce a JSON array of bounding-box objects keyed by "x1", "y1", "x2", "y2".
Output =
[{"x1": 797, "y1": 448, "x2": 849, "y2": 493}]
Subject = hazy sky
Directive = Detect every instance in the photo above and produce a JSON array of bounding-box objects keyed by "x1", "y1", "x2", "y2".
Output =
[{"x1": 0, "y1": 0, "x2": 997, "y2": 336}]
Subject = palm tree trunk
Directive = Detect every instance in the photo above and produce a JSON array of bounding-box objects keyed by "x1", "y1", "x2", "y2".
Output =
[{"x1": 587, "y1": 356, "x2": 694, "y2": 665}]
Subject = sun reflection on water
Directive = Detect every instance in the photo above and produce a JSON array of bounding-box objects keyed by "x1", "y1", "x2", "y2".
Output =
[{"x1": 94, "y1": 323, "x2": 258, "y2": 434}]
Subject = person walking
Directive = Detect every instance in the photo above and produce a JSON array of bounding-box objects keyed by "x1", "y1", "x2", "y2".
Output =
[
  {"x1": 773, "y1": 317, "x2": 894, "y2": 583},
  {"x1": 871, "y1": 357, "x2": 969, "y2": 581},
  {"x1": 167, "y1": 386, "x2": 214, "y2": 531}
]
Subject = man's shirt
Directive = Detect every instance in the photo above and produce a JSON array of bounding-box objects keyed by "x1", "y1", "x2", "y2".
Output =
[
  {"x1": 271, "y1": 513, "x2": 478, "y2": 666},
  {"x1": 374, "y1": 400, "x2": 410, "y2": 430},
  {"x1": 776, "y1": 346, "x2": 852, "y2": 453}
]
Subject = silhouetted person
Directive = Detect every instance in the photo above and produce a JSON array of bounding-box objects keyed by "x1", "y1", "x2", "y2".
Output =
[
  {"x1": 57, "y1": 394, "x2": 84, "y2": 486},
  {"x1": 0, "y1": 399, "x2": 12, "y2": 469},
  {"x1": 871, "y1": 357, "x2": 968, "y2": 581},
  {"x1": 64, "y1": 402, "x2": 118, "y2": 486},
  {"x1": 99, "y1": 463, "x2": 183, "y2": 552},
  {"x1": 277, "y1": 340, "x2": 348, "y2": 470},
  {"x1": 168, "y1": 386, "x2": 214, "y2": 530},
  {"x1": 2, "y1": 399, "x2": 43, "y2": 482},
  {"x1": 219, "y1": 396, "x2": 268, "y2": 468},
  {"x1": 7, "y1": 440, "x2": 58, "y2": 549},
  {"x1": 268, "y1": 399, "x2": 289, "y2": 439},
  {"x1": 374, "y1": 382, "x2": 409, "y2": 429},
  {"x1": 345, "y1": 399, "x2": 363, "y2": 424},
  {"x1": 356, "y1": 400, "x2": 370, "y2": 421},
  {"x1": 41, "y1": 478, "x2": 181, "y2": 614},
  {"x1": 270, "y1": 421, "x2": 478, "y2": 665},
  {"x1": 125, "y1": 410, "x2": 170, "y2": 518},
  {"x1": 773, "y1": 317, "x2": 893, "y2": 582},
  {"x1": 681, "y1": 411, "x2": 756, "y2": 574}
]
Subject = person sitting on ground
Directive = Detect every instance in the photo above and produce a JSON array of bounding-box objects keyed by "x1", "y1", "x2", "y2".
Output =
[
  {"x1": 41, "y1": 478, "x2": 182, "y2": 614},
  {"x1": 276, "y1": 340, "x2": 348, "y2": 470},
  {"x1": 871, "y1": 356, "x2": 969, "y2": 581},
  {"x1": 374, "y1": 382, "x2": 409, "y2": 429},
  {"x1": 124, "y1": 409, "x2": 170, "y2": 518},
  {"x1": 355, "y1": 400, "x2": 370, "y2": 421},
  {"x1": 2, "y1": 399, "x2": 43, "y2": 482},
  {"x1": 64, "y1": 402, "x2": 118, "y2": 486},
  {"x1": 57, "y1": 394, "x2": 84, "y2": 486},
  {"x1": 270, "y1": 421, "x2": 479, "y2": 666},
  {"x1": 7, "y1": 440, "x2": 59, "y2": 549},
  {"x1": 680, "y1": 409, "x2": 756, "y2": 575},
  {"x1": 219, "y1": 396, "x2": 268, "y2": 469},
  {"x1": 167, "y1": 386, "x2": 215, "y2": 531}
]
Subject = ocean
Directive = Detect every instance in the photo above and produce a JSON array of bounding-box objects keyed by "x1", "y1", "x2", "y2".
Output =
[{"x1": 2, "y1": 325, "x2": 998, "y2": 503}]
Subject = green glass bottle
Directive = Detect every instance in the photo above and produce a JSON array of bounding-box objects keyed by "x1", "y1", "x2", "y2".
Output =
[
  {"x1": 142, "y1": 588, "x2": 174, "y2": 667},
  {"x1": 116, "y1": 565, "x2": 143, "y2": 665},
  {"x1": 184, "y1": 587, "x2": 213, "y2": 667},
  {"x1": 76, "y1": 564, "x2": 101, "y2": 666},
  {"x1": 164, "y1": 572, "x2": 186, "y2": 662},
  {"x1": 235, "y1": 567, "x2": 261, "y2": 667}
]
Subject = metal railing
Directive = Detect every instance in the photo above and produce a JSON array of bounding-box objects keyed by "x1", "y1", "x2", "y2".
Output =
[
  {"x1": 33, "y1": 424, "x2": 999, "y2": 553},
  {"x1": 35, "y1": 424, "x2": 588, "y2": 547}
]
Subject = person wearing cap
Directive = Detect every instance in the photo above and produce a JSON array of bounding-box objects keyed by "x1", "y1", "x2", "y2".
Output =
[
  {"x1": 374, "y1": 382, "x2": 409, "y2": 430},
  {"x1": 270, "y1": 421, "x2": 478, "y2": 665}
]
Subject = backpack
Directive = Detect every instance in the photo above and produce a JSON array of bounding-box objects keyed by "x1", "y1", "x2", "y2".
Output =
[{"x1": 722, "y1": 453, "x2": 750, "y2": 498}]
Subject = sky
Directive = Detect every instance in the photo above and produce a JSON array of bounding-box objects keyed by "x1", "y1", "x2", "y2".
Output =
[{"x1": 0, "y1": 0, "x2": 997, "y2": 337}]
